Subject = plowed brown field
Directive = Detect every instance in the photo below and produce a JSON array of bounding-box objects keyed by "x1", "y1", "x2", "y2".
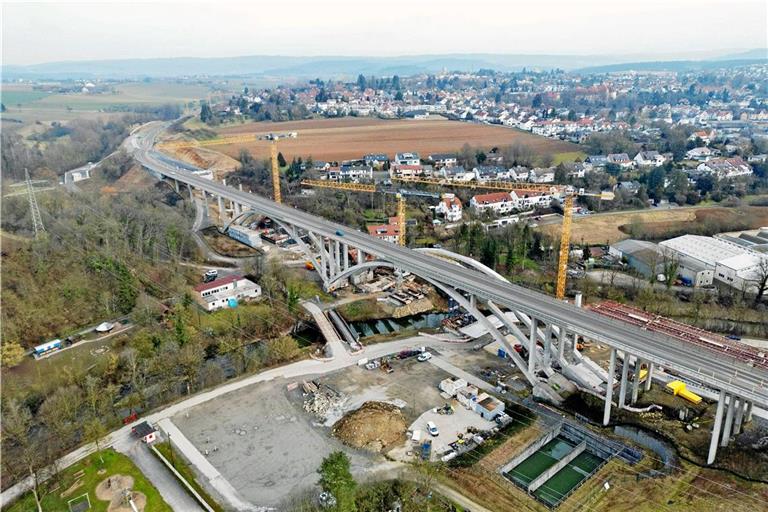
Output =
[{"x1": 206, "y1": 117, "x2": 580, "y2": 162}]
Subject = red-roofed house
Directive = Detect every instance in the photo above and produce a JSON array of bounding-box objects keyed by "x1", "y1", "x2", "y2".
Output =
[
  {"x1": 435, "y1": 193, "x2": 463, "y2": 222},
  {"x1": 469, "y1": 192, "x2": 515, "y2": 214},
  {"x1": 193, "y1": 275, "x2": 262, "y2": 311},
  {"x1": 367, "y1": 221, "x2": 401, "y2": 243}
]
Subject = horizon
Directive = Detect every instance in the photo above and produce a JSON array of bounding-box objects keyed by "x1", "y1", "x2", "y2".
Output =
[{"x1": 3, "y1": 0, "x2": 766, "y2": 66}]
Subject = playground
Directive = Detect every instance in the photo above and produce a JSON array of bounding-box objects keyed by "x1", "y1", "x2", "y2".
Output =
[{"x1": 3, "y1": 449, "x2": 170, "y2": 512}]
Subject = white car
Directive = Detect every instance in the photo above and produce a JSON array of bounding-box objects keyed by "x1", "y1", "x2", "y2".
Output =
[
  {"x1": 427, "y1": 421, "x2": 439, "y2": 436},
  {"x1": 417, "y1": 352, "x2": 432, "y2": 362}
]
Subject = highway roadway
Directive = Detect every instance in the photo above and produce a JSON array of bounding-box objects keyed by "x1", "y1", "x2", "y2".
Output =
[{"x1": 129, "y1": 123, "x2": 768, "y2": 408}]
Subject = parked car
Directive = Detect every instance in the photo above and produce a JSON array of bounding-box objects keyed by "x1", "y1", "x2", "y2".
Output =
[
  {"x1": 426, "y1": 421, "x2": 439, "y2": 436},
  {"x1": 203, "y1": 269, "x2": 218, "y2": 282},
  {"x1": 417, "y1": 352, "x2": 432, "y2": 362}
]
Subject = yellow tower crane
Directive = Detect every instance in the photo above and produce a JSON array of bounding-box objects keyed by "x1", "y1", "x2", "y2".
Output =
[
  {"x1": 396, "y1": 193, "x2": 406, "y2": 246},
  {"x1": 270, "y1": 142, "x2": 282, "y2": 204},
  {"x1": 392, "y1": 177, "x2": 612, "y2": 300},
  {"x1": 300, "y1": 179, "x2": 407, "y2": 245}
]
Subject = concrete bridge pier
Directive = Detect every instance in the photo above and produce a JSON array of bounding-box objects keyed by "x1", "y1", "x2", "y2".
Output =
[
  {"x1": 342, "y1": 244, "x2": 349, "y2": 271},
  {"x1": 202, "y1": 191, "x2": 210, "y2": 217},
  {"x1": 708, "y1": 389, "x2": 727, "y2": 464},
  {"x1": 645, "y1": 362, "x2": 654, "y2": 391},
  {"x1": 217, "y1": 196, "x2": 224, "y2": 221},
  {"x1": 234, "y1": 202, "x2": 241, "y2": 217},
  {"x1": 174, "y1": 179, "x2": 180, "y2": 193},
  {"x1": 528, "y1": 316, "x2": 537, "y2": 374},
  {"x1": 721, "y1": 394, "x2": 737, "y2": 448},
  {"x1": 617, "y1": 351, "x2": 630, "y2": 410},
  {"x1": 557, "y1": 325, "x2": 566, "y2": 363},
  {"x1": 603, "y1": 347, "x2": 617, "y2": 426},
  {"x1": 631, "y1": 360, "x2": 642, "y2": 404}
]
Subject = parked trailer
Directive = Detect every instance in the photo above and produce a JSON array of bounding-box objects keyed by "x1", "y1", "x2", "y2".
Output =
[{"x1": 33, "y1": 339, "x2": 62, "y2": 357}]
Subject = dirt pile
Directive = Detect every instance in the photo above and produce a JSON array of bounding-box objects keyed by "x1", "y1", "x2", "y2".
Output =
[{"x1": 332, "y1": 401, "x2": 407, "y2": 453}]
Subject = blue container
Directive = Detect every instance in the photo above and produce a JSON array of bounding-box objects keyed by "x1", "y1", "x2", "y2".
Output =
[
  {"x1": 497, "y1": 348, "x2": 507, "y2": 359},
  {"x1": 227, "y1": 297, "x2": 239, "y2": 308}
]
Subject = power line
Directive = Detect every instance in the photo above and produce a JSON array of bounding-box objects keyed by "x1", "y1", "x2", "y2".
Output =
[{"x1": 25, "y1": 168, "x2": 45, "y2": 237}]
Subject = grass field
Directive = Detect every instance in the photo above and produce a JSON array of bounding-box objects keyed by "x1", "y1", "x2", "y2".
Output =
[
  {"x1": 198, "y1": 117, "x2": 582, "y2": 163},
  {"x1": 1, "y1": 82, "x2": 211, "y2": 125},
  {"x1": 541, "y1": 205, "x2": 768, "y2": 245},
  {"x1": 3, "y1": 449, "x2": 171, "y2": 512}
]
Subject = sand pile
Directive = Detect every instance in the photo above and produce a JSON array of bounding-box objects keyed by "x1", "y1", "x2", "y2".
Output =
[{"x1": 332, "y1": 401, "x2": 407, "y2": 453}]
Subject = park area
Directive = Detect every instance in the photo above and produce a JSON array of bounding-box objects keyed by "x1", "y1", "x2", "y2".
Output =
[
  {"x1": 3, "y1": 449, "x2": 170, "y2": 512},
  {"x1": 197, "y1": 116, "x2": 582, "y2": 163}
]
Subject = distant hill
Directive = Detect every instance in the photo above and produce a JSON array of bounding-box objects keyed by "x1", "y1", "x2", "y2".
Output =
[
  {"x1": 577, "y1": 56, "x2": 767, "y2": 74},
  {"x1": 3, "y1": 50, "x2": 766, "y2": 80}
]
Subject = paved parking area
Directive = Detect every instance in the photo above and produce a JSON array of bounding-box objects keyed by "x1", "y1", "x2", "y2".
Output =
[{"x1": 408, "y1": 404, "x2": 496, "y2": 459}]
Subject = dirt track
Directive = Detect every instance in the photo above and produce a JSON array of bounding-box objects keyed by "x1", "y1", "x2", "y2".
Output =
[{"x1": 207, "y1": 117, "x2": 580, "y2": 162}]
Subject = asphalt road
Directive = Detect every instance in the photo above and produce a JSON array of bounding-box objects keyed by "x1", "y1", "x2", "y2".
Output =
[{"x1": 129, "y1": 122, "x2": 768, "y2": 409}]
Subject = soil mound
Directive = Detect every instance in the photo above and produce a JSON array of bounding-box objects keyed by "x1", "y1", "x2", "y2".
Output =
[{"x1": 332, "y1": 401, "x2": 407, "y2": 452}]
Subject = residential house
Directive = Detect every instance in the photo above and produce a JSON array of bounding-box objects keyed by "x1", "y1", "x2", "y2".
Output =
[
  {"x1": 435, "y1": 193, "x2": 463, "y2": 222},
  {"x1": 607, "y1": 153, "x2": 634, "y2": 169},
  {"x1": 586, "y1": 155, "x2": 609, "y2": 167},
  {"x1": 633, "y1": 150, "x2": 665, "y2": 167},
  {"x1": 391, "y1": 164, "x2": 425, "y2": 178},
  {"x1": 696, "y1": 157, "x2": 753, "y2": 179},
  {"x1": 428, "y1": 153, "x2": 458, "y2": 168},
  {"x1": 366, "y1": 218, "x2": 401, "y2": 244},
  {"x1": 395, "y1": 152, "x2": 420, "y2": 166},
  {"x1": 193, "y1": 275, "x2": 262, "y2": 311},
  {"x1": 363, "y1": 153, "x2": 389, "y2": 167},
  {"x1": 685, "y1": 147, "x2": 719, "y2": 161},
  {"x1": 470, "y1": 192, "x2": 516, "y2": 215}
]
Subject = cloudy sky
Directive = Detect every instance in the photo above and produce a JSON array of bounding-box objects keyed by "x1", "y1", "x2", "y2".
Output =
[{"x1": 2, "y1": 0, "x2": 766, "y2": 65}]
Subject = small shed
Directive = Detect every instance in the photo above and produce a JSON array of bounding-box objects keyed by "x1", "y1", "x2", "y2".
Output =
[
  {"x1": 439, "y1": 377, "x2": 467, "y2": 397},
  {"x1": 474, "y1": 394, "x2": 505, "y2": 421},
  {"x1": 132, "y1": 421, "x2": 157, "y2": 444}
]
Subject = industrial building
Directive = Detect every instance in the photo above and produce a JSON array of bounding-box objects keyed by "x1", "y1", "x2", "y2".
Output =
[
  {"x1": 227, "y1": 225, "x2": 263, "y2": 248},
  {"x1": 193, "y1": 275, "x2": 262, "y2": 311},
  {"x1": 659, "y1": 235, "x2": 766, "y2": 290},
  {"x1": 608, "y1": 239, "x2": 663, "y2": 278}
]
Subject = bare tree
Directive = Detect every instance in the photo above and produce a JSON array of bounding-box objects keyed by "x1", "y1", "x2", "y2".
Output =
[
  {"x1": 660, "y1": 248, "x2": 680, "y2": 290},
  {"x1": 749, "y1": 257, "x2": 768, "y2": 307},
  {"x1": 2, "y1": 400, "x2": 47, "y2": 512}
]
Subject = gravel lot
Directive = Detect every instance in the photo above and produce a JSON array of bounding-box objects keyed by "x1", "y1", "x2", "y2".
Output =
[{"x1": 173, "y1": 377, "x2": 383, "y2": 509}]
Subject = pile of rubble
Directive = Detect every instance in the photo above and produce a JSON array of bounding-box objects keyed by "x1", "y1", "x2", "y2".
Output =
[
  {"x1": 332, "y1": 401, "x2": 407, "y2": 453},
  {"x1": 302, "y1": 381, "x2": 346, "y2": 419}
]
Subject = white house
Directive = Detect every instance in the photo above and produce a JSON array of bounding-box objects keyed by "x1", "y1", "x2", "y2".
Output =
[
  {"x1": 470, "y1": 191, "x2": 516, "y2": 215},
  {"x1": 634, "y1": 151, "x2": 666, "y2": 167},
  {"x1": 435, "y1": 193, "x2": 463, "y2": 222},
  {"x1": 194, "y1": 275, "x2": 262, "y2": 311},
  {"x1": 395, "y1": 152, "x2": 420, "y2": 166},
  {"x1": 685, "y1": 147, "x2": 718, "y2": 161},
  {"x1": 429, "y1": 153, "x2": 458, "y2": 168}
]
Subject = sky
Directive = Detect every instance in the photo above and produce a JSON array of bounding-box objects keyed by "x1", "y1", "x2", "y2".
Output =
[{"x1": 2, "y1": 0, "x2": 766, "y2": 65}]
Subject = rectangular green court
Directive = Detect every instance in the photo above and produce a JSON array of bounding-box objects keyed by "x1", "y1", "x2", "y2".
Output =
[
  {"x1": 504, "y1": 437, "x2": 576, "y2": 486},
  {"x1": 533, "y1": 451, "x2": 605, "y2": 507}
]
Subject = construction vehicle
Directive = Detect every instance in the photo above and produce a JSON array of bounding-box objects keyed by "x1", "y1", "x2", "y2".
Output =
[
  {"x1": 392, "y1": 176, "x2": 613, "y2": 300},
  {"x1": 665, "y1": 380, "x2": 703, "y2": 405}
]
